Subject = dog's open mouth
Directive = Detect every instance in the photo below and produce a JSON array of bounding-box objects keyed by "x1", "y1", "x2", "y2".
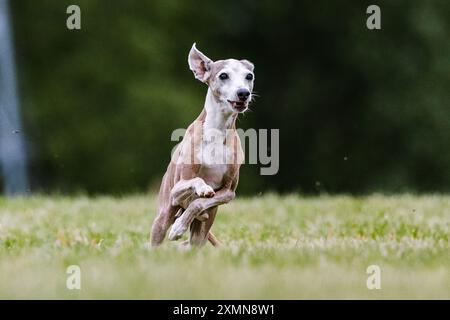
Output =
[{"x1": 228, "y1": 100, "x2": 247, "y2": 112}]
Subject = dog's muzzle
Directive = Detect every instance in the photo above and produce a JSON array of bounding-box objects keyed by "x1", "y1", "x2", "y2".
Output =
[{"x1": 228, "y1": 100, "x2": 248, "y2": 113}]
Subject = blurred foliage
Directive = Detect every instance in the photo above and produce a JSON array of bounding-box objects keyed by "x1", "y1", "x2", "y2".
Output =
[{"x1": 5, "y1": 0, "x2": 450, "y2": 194}]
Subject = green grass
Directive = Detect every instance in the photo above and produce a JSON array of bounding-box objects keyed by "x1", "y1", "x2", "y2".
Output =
[{"x1": 0, "y1": 194, "x2": 449, "y2": 299}]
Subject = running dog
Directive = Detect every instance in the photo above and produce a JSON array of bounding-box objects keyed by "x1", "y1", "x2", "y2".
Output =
[{"x1": 150, "y1": 43, "x2": 254, "y2": 247}]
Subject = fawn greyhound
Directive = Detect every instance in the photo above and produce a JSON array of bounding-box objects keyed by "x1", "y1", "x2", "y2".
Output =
[{"x1": 150, "y1": 43, "x2": 255, "y2": 247}]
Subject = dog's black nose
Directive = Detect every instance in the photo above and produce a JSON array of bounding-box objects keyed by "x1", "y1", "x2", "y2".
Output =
[{"x1": 237, "y1": 89, "x2": 250, "y2": 101}]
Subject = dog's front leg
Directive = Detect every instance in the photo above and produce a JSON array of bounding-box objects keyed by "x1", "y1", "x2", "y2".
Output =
[
  {"x1": 170, "y1": 177, "x2": 215, "y2": 207},
  {"x1": 168, "y1": 189, "x2": 235, "y2": 241}
]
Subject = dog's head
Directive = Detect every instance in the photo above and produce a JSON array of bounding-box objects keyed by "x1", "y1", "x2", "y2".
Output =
[{"x1": 188, "y1": 43, "x2": 254, "y2": 113}]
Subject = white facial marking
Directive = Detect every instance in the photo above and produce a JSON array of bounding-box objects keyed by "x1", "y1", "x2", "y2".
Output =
[
  {"x1": 187, "y1": 46, "x2": 255, "y2": 140},
  {"x1": 215, "y1": 60, "x2": 254, "y2": 112},
  {"x1": 203, "y1": 59, "x2": 255, "y2": 134}
]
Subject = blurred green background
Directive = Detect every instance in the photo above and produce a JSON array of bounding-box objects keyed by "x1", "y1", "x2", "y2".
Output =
[{"x1": 5, "y1": 0, "x2": 450, "y2": 195}]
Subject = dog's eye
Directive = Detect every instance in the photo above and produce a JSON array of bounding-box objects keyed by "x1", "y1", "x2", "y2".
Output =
[
  {"x1": 219, "y1": 73, "x2": 229, "y2": 80},
  {"x1": 245, "y1": 73, "x2": 254, "y2": 81}
]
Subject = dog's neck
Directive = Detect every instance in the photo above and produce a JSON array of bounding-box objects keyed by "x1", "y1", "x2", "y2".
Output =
[{"x1": 202, "y1": 88, "x2": 237, "y2": 133}]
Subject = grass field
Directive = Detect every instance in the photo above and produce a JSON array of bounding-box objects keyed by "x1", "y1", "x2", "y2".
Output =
[{"x1": 0, "y1": 194, "x2": 449, "y2": 299}]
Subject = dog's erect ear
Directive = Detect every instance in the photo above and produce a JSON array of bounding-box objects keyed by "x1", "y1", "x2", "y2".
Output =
[
  {"x1": 188, "y1": 43, "x2": 213, "y2": 83},
  {"x1": 240, "y1": 59, "x2": 254, "y2": 72}
]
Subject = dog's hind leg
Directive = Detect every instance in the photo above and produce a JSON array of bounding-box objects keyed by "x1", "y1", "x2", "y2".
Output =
[{"x1": 189, "y1": 206, "x2": 218, "y2": 247}]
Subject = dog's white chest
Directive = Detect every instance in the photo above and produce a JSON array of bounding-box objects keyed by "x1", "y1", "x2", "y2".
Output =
[
  {"x1": 200, "y1": 138, "x2": 234, "y2": 165},
  {"x1": 198, "y1": 164, "x2": 228, "y2": 190}
]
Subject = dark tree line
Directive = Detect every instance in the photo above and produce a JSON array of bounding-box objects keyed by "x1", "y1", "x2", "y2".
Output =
[{"x1": 4, "y1": 0, "x2": 450, "y2": 194}]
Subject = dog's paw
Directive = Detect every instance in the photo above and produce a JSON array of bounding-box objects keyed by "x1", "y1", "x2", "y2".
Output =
[
  {"x1": 168, "y1": 220, "x2": 188, "y2": 241},
  {"x1": 196, "y1": 184, "x2": 215, "y2": 198}
]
